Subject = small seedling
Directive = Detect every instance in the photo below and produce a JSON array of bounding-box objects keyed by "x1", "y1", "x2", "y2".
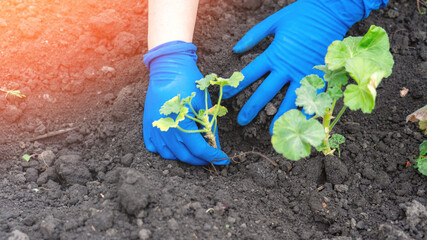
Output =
[
  {"x1": 414, "y1": 140, "x2": 427, "y2": 175},
  {"x1": 272, "y1": 25, "x2": 394, "y2": 160},
  {"x1": 153, "y1": 72, "x2": 244, "y2": 148},
  {"x1": 22, "y1": 154, "x2": 34, "y2": 162},
  {"x1": 407, "y1": 105, "x2": 427, "y2": 134},
  {"x1": 0, "y1": 88, "x2": 26, "y2": 98}
]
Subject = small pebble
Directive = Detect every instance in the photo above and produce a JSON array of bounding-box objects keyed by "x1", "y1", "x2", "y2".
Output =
[{"x1": 138, "y1": 229, "x2": 151, "y2": 240}]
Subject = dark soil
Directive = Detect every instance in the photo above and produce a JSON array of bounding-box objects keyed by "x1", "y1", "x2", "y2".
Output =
[{"x1": 1, "y1": 0, "x2": 426, "y2": 239}]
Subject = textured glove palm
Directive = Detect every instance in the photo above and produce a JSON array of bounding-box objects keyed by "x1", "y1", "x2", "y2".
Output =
[
  {"x1": 223, "y1": 0, "x2": 388, "y2": 134},
  {"x1": 143, "y1": 41, "x2": 229, "y2": 165}
]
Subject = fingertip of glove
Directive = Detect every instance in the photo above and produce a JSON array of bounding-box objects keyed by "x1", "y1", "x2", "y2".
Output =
[
  {"x1": 212, "y1": 158, "x2": 230, "y2": 166},
  {"x1": 232, "y1": 45, "x2": 242, "y2": 53},
  {"x1": 237, "y1": 113, "x2": 251, "y2": 126},
  {"x1": 233, "y1": 44, "x2": 247, "y2": 54}
]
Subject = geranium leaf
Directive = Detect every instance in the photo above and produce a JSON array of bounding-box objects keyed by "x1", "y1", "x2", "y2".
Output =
[
  {"x1": 159, "y1": 95, "x2": 184, "y2": 115},
  {"x1": 327, "y1": 87, "x2": 343, "y2": 100},
  {"x1": 176, "y1": 107, "x2": 188, "y2": 124},
  {"x1": 329, "y1": 134, "x2": 345, "y2": 149},
  {"x1": 182, "y1": 92, "x2": 196, "y2": 104},
  {"x1": 196, "y1": 74, "x2": 216, "y2": 90},
  {"x1": 326, "y1": 25, "x2": 394, "y2": 90},
  {"x1": 208, "y1": 104, "x2": 228, "y2": 117},
  {"x1": 154, "y1": 108, "x2": 189, "y2": 131},
  {"x1": 344, "y1": 84, "x2": 376, "y2": 113},
  {"x1": 325, "y1": 36, "x2": 361, "y2": 70},
  {"x1": 152, "y1": 117, "x2": 176, "y2": 131},
  {"x1": 314, "y1": 65, "x2": 348, "y2": 88},
  {"x1": 213, "y1": 72, "x2": 244, "y2": 87},
  {"x1": 296, "y1": 86, "x2": 332, "y2": 116},
  {"x1": 414, "y1": 141, "x2": 427, "y2": 175},
  {"x1": 420, "y1": 140, "x2": 427, "y2": 156},
  {"x1": 300, "y1": 74, "x2": 325, "y2": 89},
  {"x1": 272, "y1": 110, "x2": 325, "y2": 161}
]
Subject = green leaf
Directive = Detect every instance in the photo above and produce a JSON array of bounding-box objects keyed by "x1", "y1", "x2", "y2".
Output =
[
  {"x1": 329, "y1": 134, "x2": 345, "y2": 149},
  {"x1": 198, "y1": 109, "x2": 206, "y2": 118},
  {"x1": 152, "y1": 117, "x2": 176, "y2": 131},
  {"x1": 326, "y1": 36, "x2": 362, "y2": 70},
  {"x1": 314, "y1": 65, "x2": 348, "y2": 88},
  {"x1": 159, "y1": 95, "x2": 184, "y2": 115},
  {"x1": 182, "y1": 92, "x2": 196, "y2": 104},
  {"x1": 22, "y1": 154, "x2": 31, "y2": 162},
  {"x1": 208, "y1": 104, "x2": 228, "y2": 117},
  {"x1": 272, "y1": 110, "x2": 325, "y2": 161},
  {"x1": 213, "y1": 72, "x2": 244, "y2": 87},
  {"x1": 325, "y1": 25, "x2": 394, "y2": 91},
  {"x1": 295, "y1": 85, "x2": 332, "y2": 116},
  {"x1": 175, "y1": 107, "x2": 188, "y2": 124},
  {"x1": 300, "y1": 74, "x2": 325, "y2": 89},
  {"x1": 344, "y1": 84, "x2": 376, "y2": 113},
  {"x1": 153, "y1": 107, "x2": 188, "y2": 131},
  {"x1": 228, "y1": 72, "x2": 244, "y2": 87},
  {"x1": 196, "y1": 74, "x2": 216, "y2": 90},
  {"x1": 345, "y1": 57, "x2": 385, "y2": 87},
  {"x1": 414, "y1": 148, "x2": 427, "y2": 175},
  {"x1": 313, "y1": 65, "x2": 328, "y2": 73},
  {"x1": 327, "y1": 87, "x2": 343, "y2": 99},
  {"x1": 420, "y1": 140, "x2": 427, "y2": 156},
  {"x1": 420, "y1": 121, "x2": 427, "y2": 134}
]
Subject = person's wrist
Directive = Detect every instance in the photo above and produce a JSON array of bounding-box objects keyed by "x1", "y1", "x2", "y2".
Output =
[{"x1": 143, "y1": 41, "x2": 198, "y2": 70}]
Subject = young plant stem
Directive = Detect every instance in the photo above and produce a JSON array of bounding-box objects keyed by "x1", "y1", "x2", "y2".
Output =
[
  {"x1": 205, "y1": 89, "x2": 209, "y2": 113},
  {"x1": 184, "y1": 114, "x2": 205, "y2": 126},
  {"x1": 187, "y1": 101, "x2": 198, "y2": 117},
  {"x1": 211, "y1": 86, "x2": 224, "y2": 136},
  {"x1": 205, "y1": 130, "x2": 217, "y2": 148},
  {"x1": 176, "y1": 126, "x2": 206, "y2": 134},
  {"x1": 322, "y1": 108, "x2": 334, "y2": 155},
  {"x1": 329, "y1": 106, "x2": 347, "y2": 132},
  {"x1": 210, "y1": 86, "x2": 223, "y2": 126}
]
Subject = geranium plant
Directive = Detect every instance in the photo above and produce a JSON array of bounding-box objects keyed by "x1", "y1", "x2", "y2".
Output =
[
  {"x1": 413, "y1": 140, "x2": 427, "y2": 176},
  {"x1": 153, "y1": 72, "x2": 244, "y2": 148},
  {"x1": 272, "y1": 25, "x2": 394, "y2": 161}
]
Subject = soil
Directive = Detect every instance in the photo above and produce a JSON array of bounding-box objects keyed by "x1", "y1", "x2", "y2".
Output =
[{"x1": 0, "y1": 0, "x2": 426, "y2": 239}]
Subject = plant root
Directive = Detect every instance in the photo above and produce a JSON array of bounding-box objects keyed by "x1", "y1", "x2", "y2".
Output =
[
  {"x1": 28, "y1": 127, "x2": 77, "y2": 142},
  {"x1": 208, "y1": 151, "x2": 278, "y2": 176}
]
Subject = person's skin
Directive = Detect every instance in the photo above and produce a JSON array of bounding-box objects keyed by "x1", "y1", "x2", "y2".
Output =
[{"x1": 148, "y1": 0, "x2": 199, "y2": 49}]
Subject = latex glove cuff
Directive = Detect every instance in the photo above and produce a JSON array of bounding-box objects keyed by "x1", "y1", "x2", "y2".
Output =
[{"x1": 143, "y1": 41, "x2": 198, "y2": 69}]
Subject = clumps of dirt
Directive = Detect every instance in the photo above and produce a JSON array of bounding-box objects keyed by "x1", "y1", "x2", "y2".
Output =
[
  {"x1": 118, "y1": 168, "x2": 153, "y2": 216},
  {"x1": 54, "y1": 155, "x2": 92, "y2": 185},
  {"x1": 324, "y1": 156, "x2": 349, "y2": 185}
]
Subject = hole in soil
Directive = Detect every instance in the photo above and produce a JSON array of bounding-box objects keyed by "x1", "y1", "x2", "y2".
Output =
[{"x1": 317, "y1": 167, "x2": 327, "y2": 185}]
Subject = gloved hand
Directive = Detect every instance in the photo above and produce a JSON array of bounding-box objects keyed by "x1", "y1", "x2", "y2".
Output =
[
  {"x1": 143, "y1": 41, "x2": 229, "y2": 165},
  {"x1": 223, "y1": 0, "x2": 388, "y2": 134}
]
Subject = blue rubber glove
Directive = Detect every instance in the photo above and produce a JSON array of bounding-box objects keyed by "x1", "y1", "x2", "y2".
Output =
[
  {"x1": 223, "y1": 0, "x2": 388, "y2": 134},
  {"x1": 143, "y1": 41, "x2": 229, "y2": 165}
]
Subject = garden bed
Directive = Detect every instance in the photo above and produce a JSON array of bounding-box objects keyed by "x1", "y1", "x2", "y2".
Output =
[{"x1": 0, "y1": 0, "x2": 426, "y2": 239}]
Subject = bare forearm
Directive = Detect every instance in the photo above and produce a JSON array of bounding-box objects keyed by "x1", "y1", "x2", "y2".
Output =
[{"x1": 148, "y1": 0, "x2": 199, "y2": 49}]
